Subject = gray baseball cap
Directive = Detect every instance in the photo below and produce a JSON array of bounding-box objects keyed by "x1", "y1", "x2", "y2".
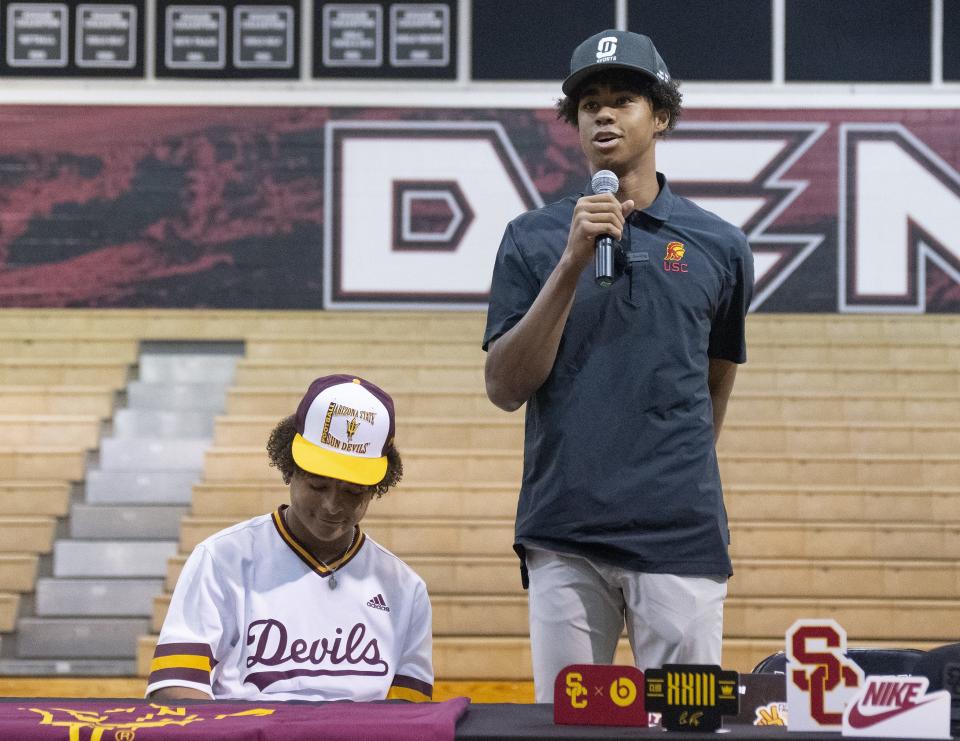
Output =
[{"x1": 562, "y1": 29, "x2": 671, "y2": 95}]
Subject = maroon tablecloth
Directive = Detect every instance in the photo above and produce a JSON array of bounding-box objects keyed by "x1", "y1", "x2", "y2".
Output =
[{"x1": 0, "y1": 697, "x2": 470, "y2": 740}]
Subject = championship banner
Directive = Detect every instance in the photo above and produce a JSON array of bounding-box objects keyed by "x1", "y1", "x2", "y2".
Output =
[
  {"x1": 0, "y1": 105, "x2": 958, "y2": 311},
  {"x1": 0, "y1": 698, "x2": 469, "y2": 740},
  {"x1": 0, "y1": 0, "x2": 146, "y2": 77}
]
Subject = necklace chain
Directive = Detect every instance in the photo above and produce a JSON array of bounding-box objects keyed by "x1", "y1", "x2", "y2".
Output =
[{"x1": 283, "y1": 508, "x2": 358, "y2": 590}]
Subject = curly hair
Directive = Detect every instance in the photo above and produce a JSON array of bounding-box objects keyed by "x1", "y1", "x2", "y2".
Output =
[
  {"x1": 266, "y1": 415, "x2": 403, "y2": 497},
  {"x1": 555, "y1": 69, "x2": 683, "y2": 136}
]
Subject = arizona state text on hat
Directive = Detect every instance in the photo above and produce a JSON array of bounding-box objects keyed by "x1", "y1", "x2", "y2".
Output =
[
  {"x1": 292, "y1": 374, "x2": 395, "y2": 484},
  {"x1": 322, "y1": 402, "x2": 377, "y2": 453}
]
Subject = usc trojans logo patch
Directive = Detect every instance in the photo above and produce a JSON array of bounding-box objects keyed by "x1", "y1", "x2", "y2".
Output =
[
  {"x1": 664, "y1": 241, "x2": 686, "y2": 261},
  {"x1": 663, "y1": 241, "x2": 688, "y2": 273}
]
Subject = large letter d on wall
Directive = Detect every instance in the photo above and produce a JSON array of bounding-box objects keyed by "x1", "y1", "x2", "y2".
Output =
[{"x1": 324, "y1": 121, "x2": 543, "y2": 309}]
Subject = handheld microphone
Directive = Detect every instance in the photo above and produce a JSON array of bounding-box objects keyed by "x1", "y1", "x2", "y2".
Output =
[{"x1": 591, "y1": 169, "x2": 620, "y2": 287}]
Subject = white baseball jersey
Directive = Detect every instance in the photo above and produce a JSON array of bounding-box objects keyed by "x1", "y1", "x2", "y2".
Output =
[{"x1": 146, "y1": 506, "x2": 433, "y2": 702}]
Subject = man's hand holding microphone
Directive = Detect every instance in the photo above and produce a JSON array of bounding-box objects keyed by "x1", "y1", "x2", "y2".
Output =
[{"x1": 564, "y1": 170, "x2": 634, "y2": 287}]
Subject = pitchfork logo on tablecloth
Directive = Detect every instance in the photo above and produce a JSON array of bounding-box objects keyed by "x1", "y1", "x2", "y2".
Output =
[{"x1": 15, "y1": 703, "x2": 275, "y2": 739}]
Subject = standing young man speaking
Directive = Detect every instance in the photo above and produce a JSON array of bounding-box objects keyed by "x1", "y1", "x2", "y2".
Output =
[{"x1": 483, "y1": 30, "x2": 754, "y2": 702}]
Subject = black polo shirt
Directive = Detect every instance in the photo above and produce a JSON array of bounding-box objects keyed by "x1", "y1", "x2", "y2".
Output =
[{"x1": 483, "y1": 174, "x2": 754, "y2": 581}]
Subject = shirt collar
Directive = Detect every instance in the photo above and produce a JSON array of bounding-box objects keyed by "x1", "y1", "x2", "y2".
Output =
[
  {"x1": 641, "y1": 172, "x2": 677, "y2": 222},
  {"x1": 578, "y1": 172, "x2": 677, "y2": 223}
]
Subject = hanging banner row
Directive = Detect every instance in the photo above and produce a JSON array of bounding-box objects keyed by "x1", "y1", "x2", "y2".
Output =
[{"x1": 0, "y1": 0, "x2": 456, "y2": 78}]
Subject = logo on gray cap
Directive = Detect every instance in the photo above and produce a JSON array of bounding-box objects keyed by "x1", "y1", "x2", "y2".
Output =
[{"x1": 596, "y1": 36, "x2": 617, "y2": 61}]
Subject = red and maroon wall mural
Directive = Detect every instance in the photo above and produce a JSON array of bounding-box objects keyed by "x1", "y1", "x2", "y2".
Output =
[{"x1": 0, "y1": 105, "x2": 957, "y2": 312}]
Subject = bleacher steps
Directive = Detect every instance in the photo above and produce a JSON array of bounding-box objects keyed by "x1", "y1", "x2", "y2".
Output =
[
  {"x1": 199, "y1": 447, "x2": 960, "y2": 487},
  {"x1": 99, "y1": 438, "x2": 211, "y2": 471},
  {"x1": 0, "y1": 361, "x2": 129, "y2": 386},
  {"x1": 0, "y1": 593, "x2": 20, "y2": 632},
  {"x1": 179, "y1": 516, "x2": 516, "y2": 554},
  {"x1": 0, "y1": 481, "x2": 71, "y2": 516},
  {"x1": 0, "y1": 337, "x2": 137, "y2": 360},
  {"x1": 187, "y1": 482, "x2": 957, "y2": 524},
  {"x1": 0, "y1": 415, "x2": 102, "y2": 446},
  {"x1": 0, "y1": 309, "x2": 486, "y2": 340},
  {"x1": 227, "y1": 388, "x2": 505, "y2": 417},
  {"x1": 85, "y1": 471, "x2": 198, "y2": 505},
  {"x1": 729, "y1": 521, "x2": 960, "y2": 559},
  {"x1": 721, "y1": 453, "x2": 960, "y2": 486},
  {"x1": 36, "y1": 578, "x2": 164, "y2": 617},
  {"x1": 135, "y1": 631, "x2": 944, "y2": 679},
  {"x1": 159, "y1": 555, "x2": 953, "y2": 602},
  {"x1": 175, "y1": 516, "x2": 960, "y2": 560},
  {"x1": 728, "y1": 392, "x2": 960, "y2": 423},
  {"x1": 139, "y1": 354, "x2": 238, "y2": 384},
  {"x1": 4, "y1": 346, "x2": 243, "y2": 674},
  {"x1": 729, "y1": 559, "x2": 960, "y2": 598},
  {"x1": 0, "y1": 387, "x2": 116, "y2": 416},
  {"x1": 190, "y1": 483, "x2": 516, "y2": 519},
  {"x1": 0, "y1": 555, "x2": 38, "y2": 592},
  {"x1": 736, "y1": 365, "x2": 960, "y2": 393},
  {"x1": 3, "y1": 309, "x2": 956, "y2": 343},
  {"x1": 724, "y1": 598, "x2": 960, "y2": 641},
  {"x1": 232, "y1": 364, "x2": 960, "y2": 393},
  {"x1": 726, "y1": 484, "x2": 960, "y2": 522},
  {"x1": 203, "y1": 447, "x2": 524, "y2": 482},
  {"x1": 213, "y1": 416, "x2": 526, "y2": 450},
  {"x1": 211, "y1": 416, "x2": 958, "y2": 456},
  {"x1": 147, "y1": 592, "x2": 960, "y2": 641},
  {"x1": 718, "y1": 422, "x2": 960, "y2": 455},
  {"x1": 0, "y1": 448, "x2": 87, "y2": 480},
  {"x1": 747, "y1": 342, "x2": 960, "y2": 365},
  {"x1": 743, "y1": 316, "x2": 960, "y2": 342},
  {"x1": 225, "y1": 387, "x2": 960, "y2": 423},
  {"x1": 126, "y1": 382, "x2": 229, "y2": 412},
  {"x1": 0, "y1": 517, "x2": 56, "y2": 553},
  {"x1": 53, "y1": 541, "x2": 177, "y2": 578},
  {"x1": 18, "y1": 618, "x2": 149, "y2": 659},
  {"x1": 71, "y1": 505, "x2": 187, "y2": 540},
  {"x1": 234, "y1": 360, "x2": 485, "y2": 388},
  {"x1": 244, "y1": 338, "x2": 484, "y2": 363},
  {"x1": 0, "y1": 658, "x2": 136, "y2": 675},
  {"x1": 113, "y1": 409, "x2": 215, "y2": 438}
]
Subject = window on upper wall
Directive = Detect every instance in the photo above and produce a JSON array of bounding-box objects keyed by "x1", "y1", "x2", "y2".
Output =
[
  {"x1": 471, "y1": 0, "x2": 616, "y2": 81},
  {"x1": 945, "y1": 0, "x2": 960, "y2": 81},
  {"x1": 627, "y1": 0, "x2": 773, "y2": 82},
  {"x1": 785, "y1": 0, "x2": 931, "y2": 82}
]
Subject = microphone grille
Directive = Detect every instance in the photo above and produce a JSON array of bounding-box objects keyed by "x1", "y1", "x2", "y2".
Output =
[{"x1": 591, "y1": 170, "x2": 619, "y2": 195}]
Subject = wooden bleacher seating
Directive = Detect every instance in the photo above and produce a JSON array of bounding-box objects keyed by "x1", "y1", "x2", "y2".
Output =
[
  {"x1": 0, "y1": 309, "x2": 956, "y2": 684},
  {"x1": 0, "y1": 318, "x2": 140, "y2": 662},
  {"x1": 129, "y1": 311, "x2": 960, "y2": 679}
]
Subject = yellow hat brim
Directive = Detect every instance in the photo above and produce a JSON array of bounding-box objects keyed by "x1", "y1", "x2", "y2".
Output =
[{"x1": 291, "y1": 433, "x2": 387, "y2": 486}]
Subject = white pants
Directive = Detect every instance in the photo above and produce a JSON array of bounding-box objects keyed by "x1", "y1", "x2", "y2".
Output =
[{"x1": 526, "y1": 546, "x2": 727, "y2": 703}]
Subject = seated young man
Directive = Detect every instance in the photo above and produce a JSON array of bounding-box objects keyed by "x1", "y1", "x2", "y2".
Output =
[{"x1": 146, "y1": 374, "x2": 433, "y2": 702}]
